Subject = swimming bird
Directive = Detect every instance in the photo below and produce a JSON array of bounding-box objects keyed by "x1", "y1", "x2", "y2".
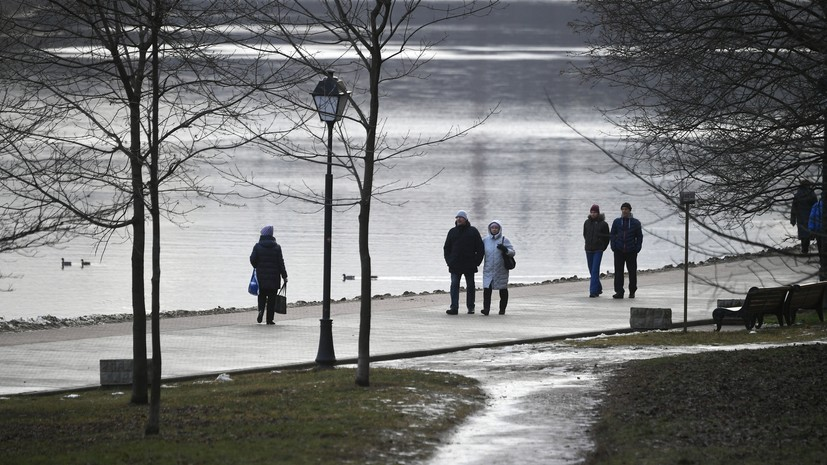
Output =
[
  {"x1": 342, "y1": 274, "x2": 378, "y2": 280},
  {"x1": 61, "y1": 258, "x2": 72, "y2": 270}
]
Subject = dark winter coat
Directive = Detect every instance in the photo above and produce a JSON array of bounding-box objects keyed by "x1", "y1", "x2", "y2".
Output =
[
  {"x1": 583, "y1": 213, "x2": 610, "y2": 252},
  {"x1": 792, "y1": 186, "x2": 817, "y2": 239},
  {"x1": 250, "y1": 235, "x2": 287, "y2": 291},
  {"x1": 610, "y1": 214, "x2": 643, "y2": 254},
  {"x1": 444, "y1": 221, "x2": 485, "y2": 274}
]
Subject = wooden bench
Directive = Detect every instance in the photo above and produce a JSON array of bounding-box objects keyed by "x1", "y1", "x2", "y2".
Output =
[
  {"x1": 712, "y1": 285, "x2": 790, "y2": 331},
  {"x1": 785, "y1": 281, "x2": 827, "y2": 325}
]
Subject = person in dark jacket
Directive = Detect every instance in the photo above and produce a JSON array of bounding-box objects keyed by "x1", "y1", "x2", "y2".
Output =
[
  {"x1": 791, "y1": 180, "x2": 818, "y2": 254},
  {"x1": 250, "y1": 225, "x2": 288, "y2": 325},
  {"x1": 583, "y1": 204, "x2": 610, "y2": 298},
  {"x1": 443, "y1": 210, "x2": 484, "y2": 315},
  {"x1": 610, "y1": 202, "x2": 643, "y2": 299}
]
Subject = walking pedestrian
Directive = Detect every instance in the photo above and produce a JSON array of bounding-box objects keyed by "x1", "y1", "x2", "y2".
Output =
[
  {"x1": 809, "y1": 196, "x2": 826, "y2": 280},
  {"x1": 443, "y1": 210, "x2": 484, "y2": 315},
  {"x1": 610, "y1": 202, "x2": 643, "y2": 299},
  {"x1": 583, "y1": 204, "x2": 610, "y2": 298},
  {"x1": 481, "y1": 220, "x2": 515, "y2": 315},
  {"x1": 250, "y1": 225, "x2": 288, "y2": 325},
  {"x1": 792, "y1": 180, "x2": 817, "y2": 254}
]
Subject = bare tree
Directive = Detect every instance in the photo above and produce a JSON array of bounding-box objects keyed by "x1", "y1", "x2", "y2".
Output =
[
  {"x1": 0, "y1": 10, "x2": 78, "y2": 284},
  {"x1": 0, "y1": 0, "x2": 296, "y2": 432},
  {"x1": 223, "y1": 0, "x2": 500, "y2": 386},
  {"x1": 0, "y1": 133, "x2": 78, "y2": 259},
  {"x1": 569, "y1": 0, "x2": 827, "y2": 277}
]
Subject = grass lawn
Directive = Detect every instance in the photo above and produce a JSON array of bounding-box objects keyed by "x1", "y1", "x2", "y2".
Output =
[
  {"x1": 565, "y1": 311, "x2": 827, "y2": 465},
  {"x1": 1, "y1": 367, "x2": 484, "y2": 465}
]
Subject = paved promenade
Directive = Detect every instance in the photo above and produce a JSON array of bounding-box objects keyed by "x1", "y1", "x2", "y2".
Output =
[{"x1": 0, "y1": 253, "x2": 814, "y2": 396}]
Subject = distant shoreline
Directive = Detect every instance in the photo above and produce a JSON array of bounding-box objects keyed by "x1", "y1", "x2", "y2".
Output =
[{"x1": 0, "y1": 248, "x2": 800, "y2": 333}]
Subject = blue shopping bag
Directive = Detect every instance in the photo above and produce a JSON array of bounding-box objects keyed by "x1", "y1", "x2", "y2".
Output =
[{"x1": 248, "y1": 270, "x2": 259, "y2": 295}]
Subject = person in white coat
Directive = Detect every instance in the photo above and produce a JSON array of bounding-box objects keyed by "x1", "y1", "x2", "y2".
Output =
[{"x1": 481, "y1": 220, "x2": 515, "y2": 315}]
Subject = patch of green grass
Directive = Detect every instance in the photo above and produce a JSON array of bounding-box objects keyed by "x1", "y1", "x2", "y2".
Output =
[
  {"x1": 567, "y1": 311, "x2": 827, "y2": 465},
  {"x1": 1, "y1": 367, "x2": 484, "y2": 465},
  {"x1": 582, "y1": 344, "x2": 827, "y2": 465},
  {"x1": 565, "y1": 311, "x2": 827, "y2": 348}
]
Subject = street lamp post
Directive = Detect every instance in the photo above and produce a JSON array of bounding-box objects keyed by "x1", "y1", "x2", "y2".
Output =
[
  {"x1": 311, "y1": 70, "x2": 350, "y2": 367},
  {"x1": 680, "y1": 191, "x2": 696, "y2": 332}
]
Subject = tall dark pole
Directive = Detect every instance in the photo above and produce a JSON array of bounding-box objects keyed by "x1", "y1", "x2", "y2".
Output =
[
  {"x1": 316, "y1": 120, "x2": 336, "y2": 366},
  {"x1": 683, "y1": 201, "x2": 690, "y2": 332},
  {"x1": 311, "y1": 70, "x2": 348, "y2": 367},
  {"x1": 680, "y1": 191, "x2": 694, "y2": 332}
]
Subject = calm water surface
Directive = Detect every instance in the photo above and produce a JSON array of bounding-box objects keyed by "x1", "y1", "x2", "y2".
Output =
[{"x1": 0, "y1": 1, "x2": 785, "y2": 320}]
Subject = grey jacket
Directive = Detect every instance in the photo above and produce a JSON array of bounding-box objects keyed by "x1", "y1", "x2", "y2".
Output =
[{"x1": 482, "y1": 220, "x2": 515, "y2": 290}]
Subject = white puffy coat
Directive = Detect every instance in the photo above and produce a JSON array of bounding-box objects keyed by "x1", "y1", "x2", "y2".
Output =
[{"x1": 482, "y1": 220, "x2": 515, "y2": 290}]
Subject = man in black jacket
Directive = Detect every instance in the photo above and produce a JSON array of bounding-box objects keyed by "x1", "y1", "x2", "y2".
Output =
[
  {"x1": 443, "y1": 210, "x2": 484, "y2": 315},
  {"x1": 250, "y1": 225, "x2": 288, "y2": 324}
]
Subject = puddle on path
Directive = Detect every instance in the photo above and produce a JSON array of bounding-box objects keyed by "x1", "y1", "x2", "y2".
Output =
[{"x1": 377, "y1": 341, "x2": 764, "y2": 465}]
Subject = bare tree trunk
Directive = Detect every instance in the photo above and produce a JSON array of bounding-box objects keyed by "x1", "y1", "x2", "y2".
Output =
[
  {"x1": 354, "y1": 0, "x2": 388, "y2": 387},
  {"x1": 146, "y1": 1, "x2": 163, "y2": 433},
  {"x1": 129, "y1": 109, "x2": 149, "y2": 405},
  {"x1": 355, "y1": 200, "x2": 372, "y2": 386}
]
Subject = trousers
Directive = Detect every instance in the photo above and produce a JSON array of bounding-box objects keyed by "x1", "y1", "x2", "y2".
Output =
[
  {"x1": 613, "y1": 251, "x2": 638, "y2": 296},
  {"x1": 450, "y1": 271, "x2": 476, "y2": 311}
]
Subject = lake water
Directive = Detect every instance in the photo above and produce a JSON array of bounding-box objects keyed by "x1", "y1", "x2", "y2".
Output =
[{"x1": 0, "y1": 0, "x2": 786, "y2": 320}]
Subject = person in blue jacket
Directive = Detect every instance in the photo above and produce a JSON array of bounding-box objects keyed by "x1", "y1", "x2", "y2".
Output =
[
  {"x1": 809, "y1": 195, "x2": 825, "y2": 258},
  {"x1": 443, "y1": 210, "x2": 485, "y2": 315},
  {"x1": 250, "y1": 225, "x2": 288, "y2": 324},
  {"x1": 610, "y1": 202, "x2": 643, "y2": 299}
]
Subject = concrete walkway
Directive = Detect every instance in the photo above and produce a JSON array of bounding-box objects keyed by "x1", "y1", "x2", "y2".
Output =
[{"x1": 0, "y1": 253, "x2": 814, "y2": 396}]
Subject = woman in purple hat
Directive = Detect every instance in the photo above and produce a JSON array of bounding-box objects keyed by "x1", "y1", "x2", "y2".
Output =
[{"x1": 250, "y1": 225, "x2": 288, "y2": 324}]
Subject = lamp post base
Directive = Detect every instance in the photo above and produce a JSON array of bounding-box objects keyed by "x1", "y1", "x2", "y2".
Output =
[{"x1": 315, "y1": 318, "x2": 336, "y2": 367}]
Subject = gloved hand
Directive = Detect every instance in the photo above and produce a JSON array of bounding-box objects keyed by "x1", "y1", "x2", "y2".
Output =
[
  {"x1": 497, "y1": 243, "x2": 506, "y2": 251},
  {"x1": 283, "y1": 277, "x2": 288, "y2": 283}
]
